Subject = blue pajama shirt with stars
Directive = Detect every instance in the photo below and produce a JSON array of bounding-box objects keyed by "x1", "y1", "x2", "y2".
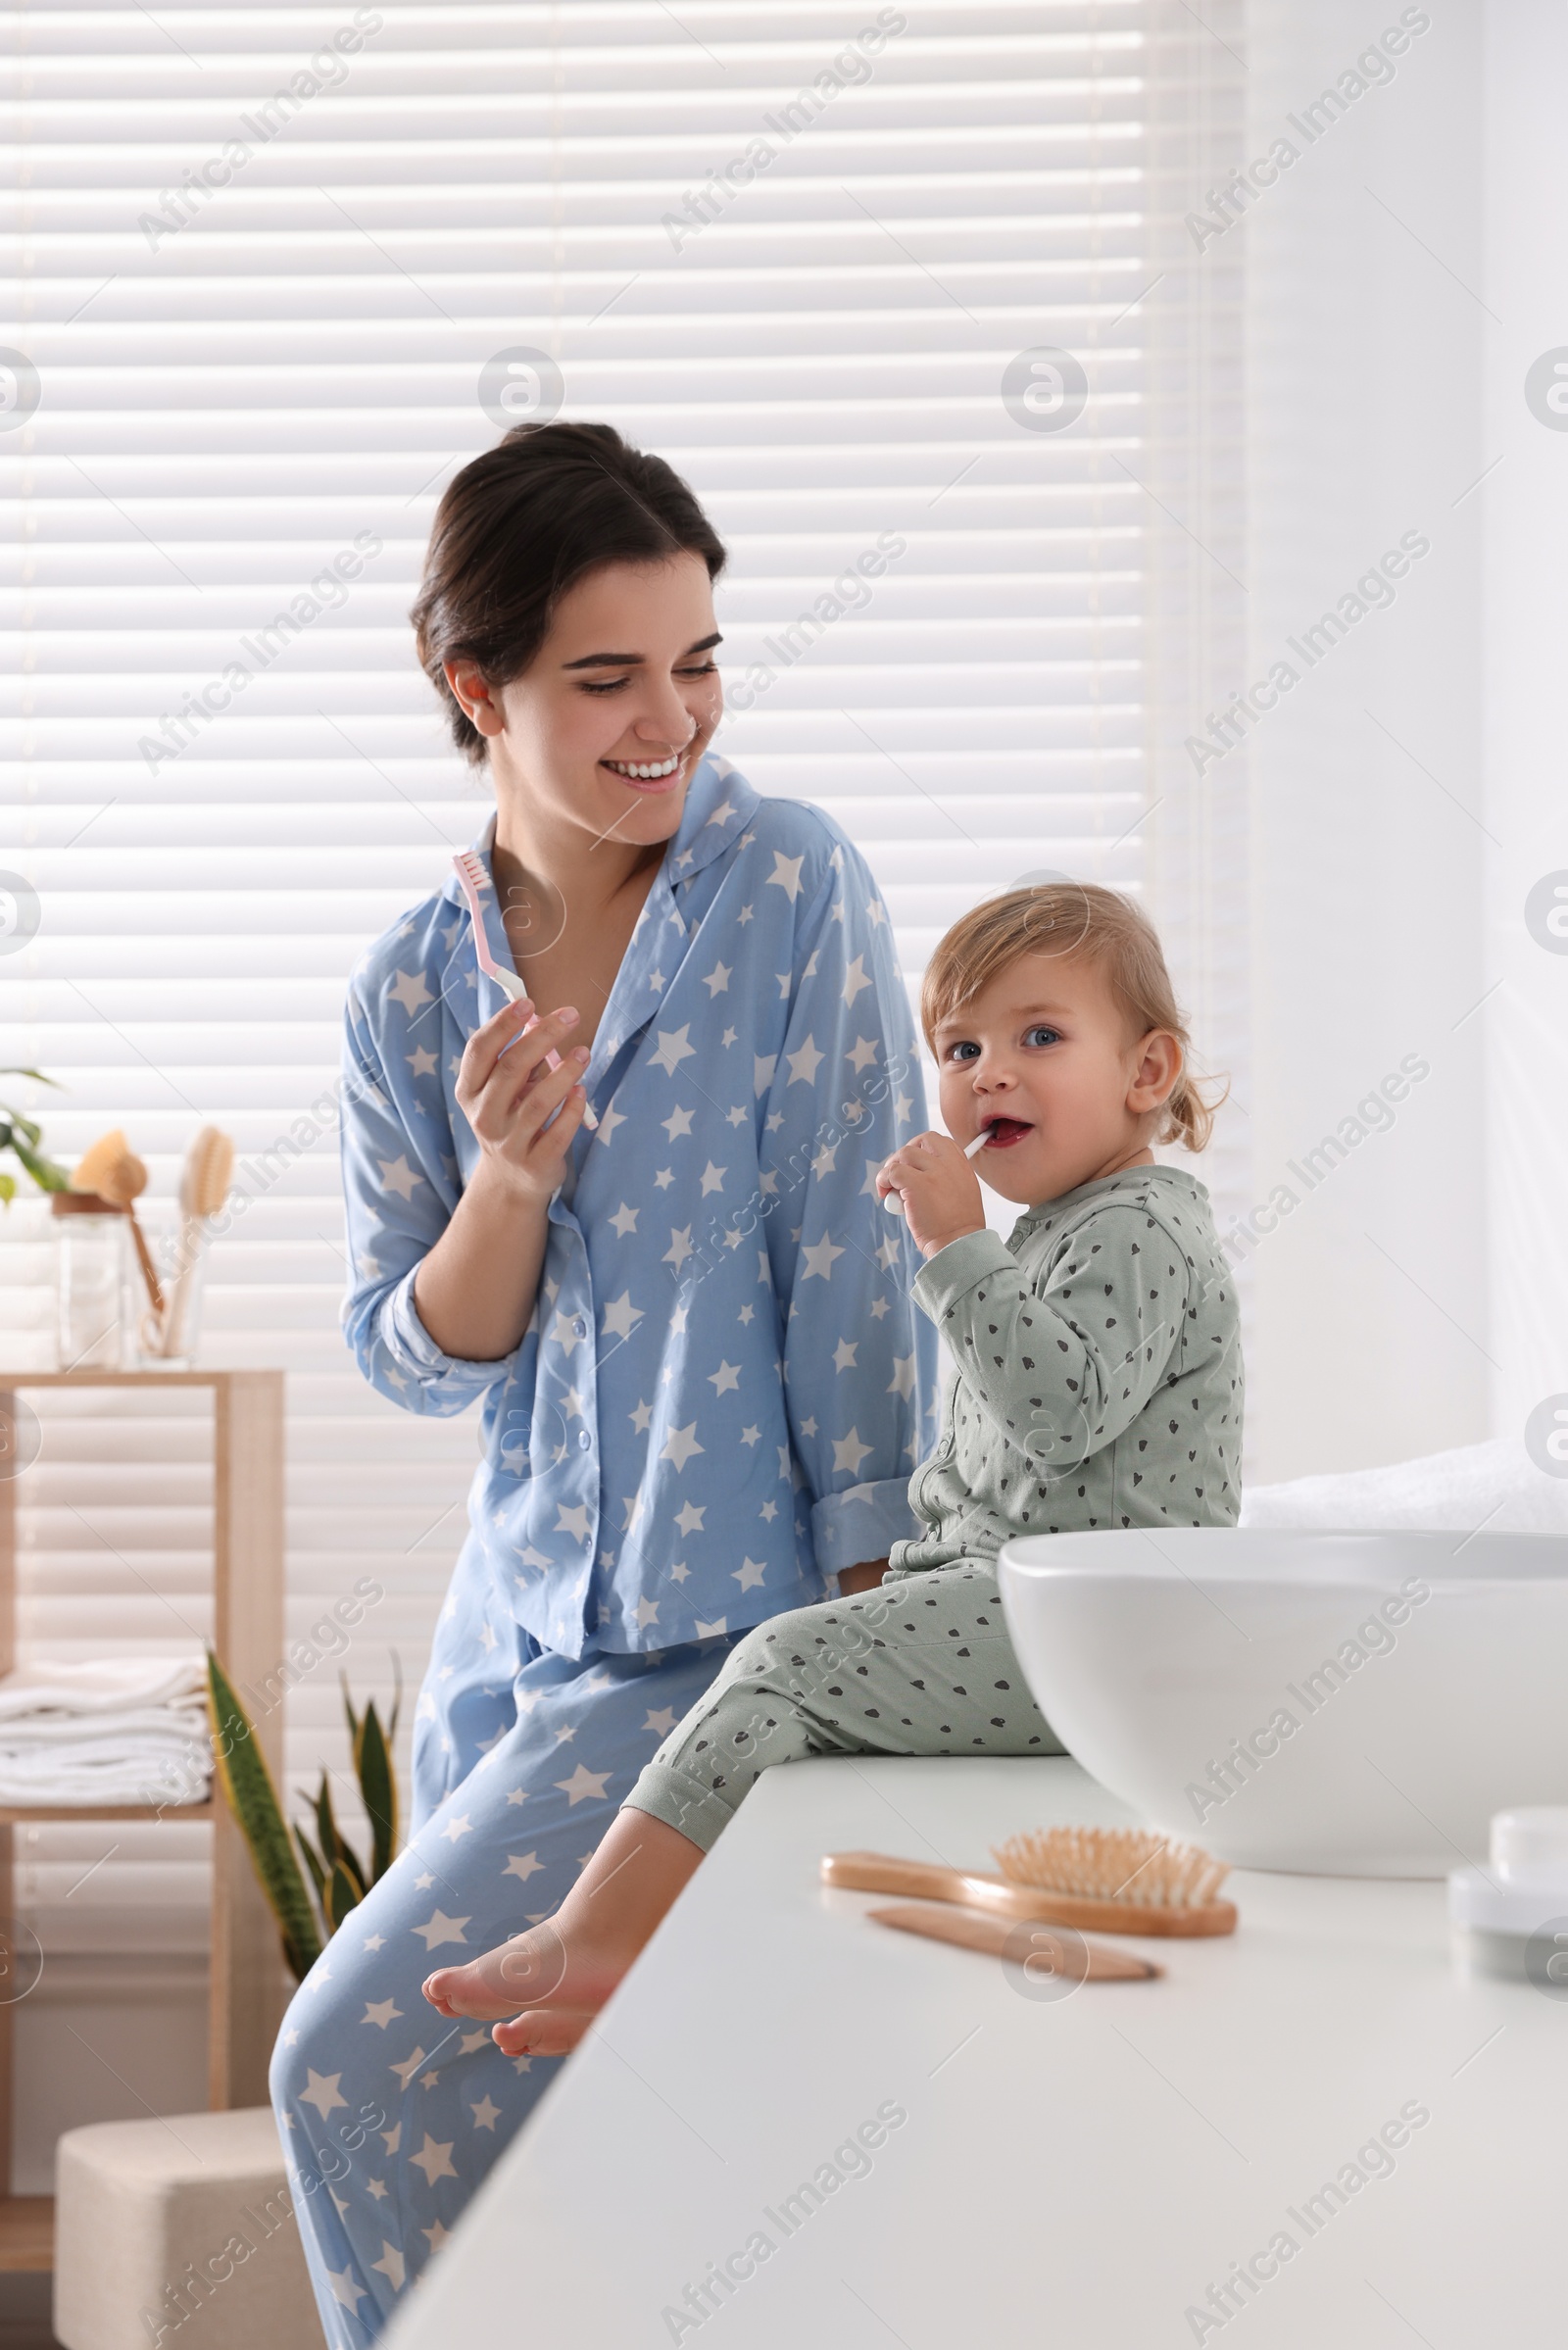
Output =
[{"x1": 271, "y1": 754, "x2": 938, "y2": 2342}]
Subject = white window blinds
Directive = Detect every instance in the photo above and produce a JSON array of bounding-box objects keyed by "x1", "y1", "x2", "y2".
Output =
[{"x1": 0, "y1": 2, "x2": 1242, "y2": 2047}]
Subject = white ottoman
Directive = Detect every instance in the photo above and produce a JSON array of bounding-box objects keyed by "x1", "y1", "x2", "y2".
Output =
[{"x1": 54, "y1": 2106, "x2": 323, "y2": 2350}]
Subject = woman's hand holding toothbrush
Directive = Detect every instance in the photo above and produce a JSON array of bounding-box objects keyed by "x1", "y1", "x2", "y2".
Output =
[
  {"x1": 875, "y1": 1129, "x2": 989, "y2": 1261},
  {"x1": 455, "y1": 998, "x2": 592, "y2": 1213},
  {"x1": 414, "y1": 999, "x2": 583, "y2": 1363},
  {"x1": 451, "y1": 848, "x2": 600, "y2": 1132}
]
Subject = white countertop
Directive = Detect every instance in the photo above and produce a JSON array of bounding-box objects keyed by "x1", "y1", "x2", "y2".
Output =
[{"x1": 385, "y1": 1757, "x2": 1564, "y2": 2349}]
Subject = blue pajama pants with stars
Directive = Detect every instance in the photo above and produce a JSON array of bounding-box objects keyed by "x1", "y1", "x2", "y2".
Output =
[{"x1": 270, "y1": 1616, "x2": 741, "y2": 2345}]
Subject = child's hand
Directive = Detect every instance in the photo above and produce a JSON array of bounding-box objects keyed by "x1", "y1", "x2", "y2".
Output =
[{"x1": 876, "y1": 1131, "x2": 986, "y2": 1260}]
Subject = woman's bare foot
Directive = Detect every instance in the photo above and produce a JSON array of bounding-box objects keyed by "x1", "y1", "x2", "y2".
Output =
[{"x1": 421, "y1": 1806, "x2": 705, "y2": 2032}]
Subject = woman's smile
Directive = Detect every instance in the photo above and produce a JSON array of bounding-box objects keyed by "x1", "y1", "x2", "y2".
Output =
[{"x1": 600, "y1": 745, "x2": 691, "y2": 791}]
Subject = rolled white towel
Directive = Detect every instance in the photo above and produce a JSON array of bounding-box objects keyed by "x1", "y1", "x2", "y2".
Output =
[{"x1": 1240, "y1": 1436, "x2": 1568, "y2": 1535}]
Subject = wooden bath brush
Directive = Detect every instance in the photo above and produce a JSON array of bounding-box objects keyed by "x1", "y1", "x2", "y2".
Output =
[{"x1": 160, "y1": 1126, "x2": 235, "y2": 1358}]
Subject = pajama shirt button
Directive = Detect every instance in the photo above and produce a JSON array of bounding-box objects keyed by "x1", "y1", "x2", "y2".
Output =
[{"x1": 578, "y1": 1431, "x2": 591, "y2": 1449}]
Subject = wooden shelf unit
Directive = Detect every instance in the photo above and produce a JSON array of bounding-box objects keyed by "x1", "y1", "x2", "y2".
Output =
[{"x1": 0, "y1": 1370, "x2": 288, "y2": 2271}]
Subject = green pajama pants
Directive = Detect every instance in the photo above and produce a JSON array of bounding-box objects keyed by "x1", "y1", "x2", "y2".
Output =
[{"x1": 623, "y1": 1560, "x2": 1067, "y2": 1852}]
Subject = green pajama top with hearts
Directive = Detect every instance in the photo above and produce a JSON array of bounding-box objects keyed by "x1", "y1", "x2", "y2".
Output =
[{"x1": 886, "y1": 1165, "x2": 1244, "y2": 1578}]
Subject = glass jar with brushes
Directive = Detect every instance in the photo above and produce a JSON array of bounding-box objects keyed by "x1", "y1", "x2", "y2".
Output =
[{"x1": 56, "y1": 1126, "x2": 236, "y2": 1370}]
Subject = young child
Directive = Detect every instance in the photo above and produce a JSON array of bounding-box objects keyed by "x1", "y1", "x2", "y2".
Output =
[{"x1": 424, "y1": 883, "x2": 1243, "y2": 2048}]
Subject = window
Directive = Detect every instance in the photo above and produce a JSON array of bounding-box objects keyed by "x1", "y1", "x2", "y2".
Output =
[{"x1": 1, "y1": 0, "x2": 1244, "y2": 2032}]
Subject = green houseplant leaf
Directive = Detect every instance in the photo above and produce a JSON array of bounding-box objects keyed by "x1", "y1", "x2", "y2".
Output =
[
  {"x1": 208, "y1": 1652, "x2": 404, "y2": 1975},
  {"x1": 0, "y1": 1072, "x2": 70, "y2": 1200},
  {"x1": 293, "y1": 1822, "x2": 329, "y2": 1918},
  {"x1": 206, "y1": 1652, "x2": 322, "y2": 1983},
  {"x1": 312, "y1": 1770, "x2": 368, "y2": 1901},
  {"x1": 360, "y1": 1704, "x2": 397, "y2": 1884},
  {"x1": 346, "y1": 1673, "x2": 398, "y2": 1885},
  {"x1": 326, "y1": 1857, "x2": 364, "y2": 1934},
  {"x1": 313, "y1": 1771, "x2": 343, "y2": 1877},
  {"x1": 8, "y1": 1131, "x2": 69, "y2": 1193}
]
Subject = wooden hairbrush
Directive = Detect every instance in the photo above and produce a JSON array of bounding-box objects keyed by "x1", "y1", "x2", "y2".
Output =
[{"x1": 823, "y1": 1826, "x2": 1237, "y2": 1938}]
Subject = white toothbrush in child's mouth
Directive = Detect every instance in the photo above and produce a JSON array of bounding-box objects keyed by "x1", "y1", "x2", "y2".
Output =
[
  {"x1": 881, "y1": 1126, "x2": 993, "y2": 1216},
  {"x1": 451, "y1": 852, "x2": 601, "y2": 1131}
]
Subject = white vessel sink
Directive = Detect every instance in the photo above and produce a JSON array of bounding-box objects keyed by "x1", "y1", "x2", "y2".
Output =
[{"x1": 998, "y1": 1528, "x2": 1568, "y2": 1877}]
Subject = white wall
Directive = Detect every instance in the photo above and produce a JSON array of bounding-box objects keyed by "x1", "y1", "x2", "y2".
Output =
[
  {"x1": 1481, "y1": 0, "x2": 1568, "y2": 1439},
  {"x1": 1239, "y1": 0, "x2": 1490, "y2": 1479}
]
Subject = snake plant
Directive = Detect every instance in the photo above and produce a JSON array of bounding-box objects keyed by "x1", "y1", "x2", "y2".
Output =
[{"x1": 206, "y1": 1651, "x2": 403, "y2": 1983}]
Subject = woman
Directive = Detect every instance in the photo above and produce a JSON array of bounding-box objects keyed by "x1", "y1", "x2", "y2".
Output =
[{"x1": 271, "y1": 420, "x2": 936, "y2": 2339}]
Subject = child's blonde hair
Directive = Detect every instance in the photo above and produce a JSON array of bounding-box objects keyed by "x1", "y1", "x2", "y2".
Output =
[{"x1": 919, "y1": 883, "x2": 1228, "y2": 1153}]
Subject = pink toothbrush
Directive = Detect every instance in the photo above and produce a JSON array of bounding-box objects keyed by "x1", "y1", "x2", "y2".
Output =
[
  {"x1": 882, "y1": 1128, "x2": 990, "y2": 1214},
  {"x1": 451, "y1": 851, "x2": 600, "y2": 1131}
]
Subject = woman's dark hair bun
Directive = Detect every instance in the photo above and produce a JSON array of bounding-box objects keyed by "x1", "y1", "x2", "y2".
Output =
[{"x1": 409, "y1": 420, "x2": 727, "y2": 763}]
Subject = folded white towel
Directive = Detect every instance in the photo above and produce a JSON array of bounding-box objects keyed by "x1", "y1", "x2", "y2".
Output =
[
  {"x1": 0, "y1": 1738, "x2": 211, "y2": 1808},
  {"x1": 0, "y1": 1655, "x2": 207, "y2": 1724},
  {"x1": 0, "y1": 1656, "x2": 211, "y2": 1807},
  {"x1": 1240, "y1": 1435, "x2": 1568, "y2": 1535}
]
